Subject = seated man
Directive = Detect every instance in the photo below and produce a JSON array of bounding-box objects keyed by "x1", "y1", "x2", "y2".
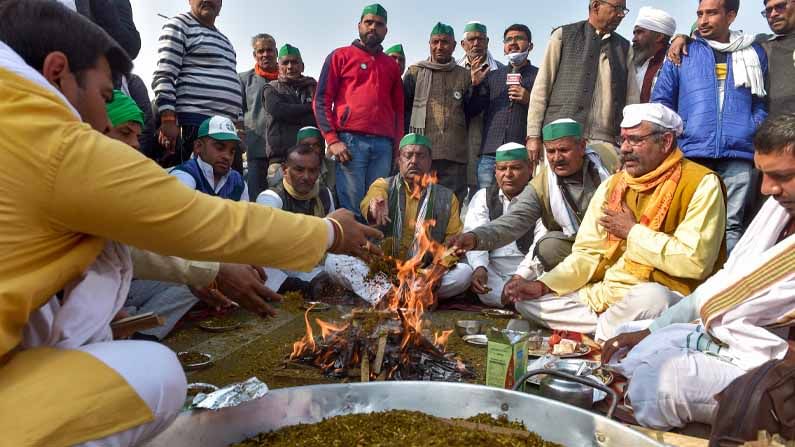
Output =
[
  {"x1": 602, "y1": 114, "x2": 795, "y2": 430},
  {"x1": 464, "y1": 143, "x2": 534, "y2": 307},
  {"x1": 453, "y1": 118, "x2": 618, "y2": 275},
  {"x1": 297, "y1": 125, "x2": 336, "y2": 193},
  {"x1": 325, "y1": 134, "x2": 472, "y2": 304},
  {"x1": 105, "y1": 92, "x2": 281, "y2": 339},
  {"x1": 256, "y1": 143, "x2": 335, "y2": 216},
  {"x1": 171, "y1": 115, "x2": 249, "y2": 201},
  {"x1": 501, "y1": 104, "x2": 727, "y2": 341}
]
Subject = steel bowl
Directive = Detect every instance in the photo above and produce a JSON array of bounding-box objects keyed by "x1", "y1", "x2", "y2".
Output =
[
  {"x1": 177, "y1": 352, "x2": 213, "y2": 371},
  {"x1": 144, "y1": 382, "x2": 663, "y2": 447},
  {"x1": 455, "y1": 320, "x2": 488, "y2": 336}
]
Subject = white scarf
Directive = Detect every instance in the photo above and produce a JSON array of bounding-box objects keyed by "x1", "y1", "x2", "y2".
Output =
[
  {"x1": 705, "y1": 31, "x2": 767, "y2": 97},
  {"x1": 457, "y1": 50, "x2": 502, "y2": 72},
  {"x1": 547, "y1": 149, "x2": 610, "y2": 237}
]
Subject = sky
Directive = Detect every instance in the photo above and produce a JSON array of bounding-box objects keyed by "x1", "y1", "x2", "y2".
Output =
[{"x1": 129, "y1": 0, "x2": 770, "y2": 95}]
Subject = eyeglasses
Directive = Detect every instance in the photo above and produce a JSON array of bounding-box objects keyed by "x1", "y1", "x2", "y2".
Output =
[
  {"x1": 503, "y1": 36, "x2": 528, "y2": 44},
  {"x1": 597, "y1": 0, "x2": 629, "y2": 15},
  {"x1": 761, "y1": 0, "x2": 793, "y2": 18},
  {"x1": 620, "y1": 131, "x2": 660, "y2": 147}
]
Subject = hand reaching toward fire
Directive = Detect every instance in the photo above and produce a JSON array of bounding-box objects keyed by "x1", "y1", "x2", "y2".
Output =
[
  {"x1": 326, "y1": 209, "x2": 384, "y2": 260},
  {"x1": 501, "y1": 276, "x2": 551, "y2": 305},
  {"x1": 367, "y1": 197, "x2": 391, "y2": 226},
  {"x1": 446, "y1": 232, "x2": 477, "y2": 257}
]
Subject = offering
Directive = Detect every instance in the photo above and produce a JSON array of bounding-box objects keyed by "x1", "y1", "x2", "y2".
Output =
[{"x1": 486, "y1": 330, "x2": 529, "y2": 390}]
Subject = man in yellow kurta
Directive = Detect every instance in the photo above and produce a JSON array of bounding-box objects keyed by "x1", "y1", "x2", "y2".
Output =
[
  {"x1": 0, "y1": 3, "x2": 379, "y2": 446},
  {"x1": 324, "y1": 133, "x2": 470, "y2": 305},
  {"x1": 503, "y1": 103, "x2": 727, "y2": 341}
]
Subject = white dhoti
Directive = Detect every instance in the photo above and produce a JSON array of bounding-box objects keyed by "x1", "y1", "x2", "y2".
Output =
[
  {"x1": 22, "y1": 241, "x2": 186, "y2": 447},
  {"x1": 476, "y1": 256, "x2": 524, "y2": 308},
  {"x1": 516, "y1": 282, "x2": 682, "y2": 341},
  {"x1": 325, "y1": 254, "x2": 473, "y2": 305}
]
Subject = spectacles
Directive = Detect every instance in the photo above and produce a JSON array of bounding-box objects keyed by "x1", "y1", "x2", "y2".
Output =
[
  {"x1": 597, "y1": 0, "x2": 629, "y2": 15},
  {"x1": 503, "y1": 36, "x2": 528, "y2": 44},
  {"x1": 761, "y1": 0, "x2": 793, "y2": 18},
  {"x1": 620, "y1": 131, "x2": 660, "y2": 147}
]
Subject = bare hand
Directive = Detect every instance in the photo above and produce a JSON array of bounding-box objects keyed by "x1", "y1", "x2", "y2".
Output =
[
  {"x1": 525, "y1": 137, "x2": 543, "y2": 173},
  {"x1": 190, "y1": 285, "x2": 237, "y2": 310},
  {"x1": 158, "y1": 116, "x2": 179, "y2": 153},
  {"x1": 599, "y1": 204, "x2": 637, "y2": 240},
  {"x1": 446, "y1": 232, "x2": 478, "y2": 257},
  {"x1": 601, "y1": 329, "x2": 650, "y2": 363},
  {"x1": 667, "y1": 35, "x2": 689, "y2": 66},
  {"x1": 470, "y1": 266, "x2": 489, "y2": 294},
  {"x1": 501, "y1": 277, "x2": 550, "y2": 305},
  {"x1": 508, "y1": 85, "x2": 530, "y2": 105},
  {"x1": 471, "y1": 64, "x2": 489, "y2": 87},
  {"x1": 367, "y1": 197, "x2": 391, "y2": 226},
  {"x1": 329, "y1": 141, "x2": 351, "y2": 164},
  {"x1": 215, "y1": 264, "x2": 282, "y2": 318},
  {"x1": 327, "y1": 209, "x2": 384, "y2": 259}
]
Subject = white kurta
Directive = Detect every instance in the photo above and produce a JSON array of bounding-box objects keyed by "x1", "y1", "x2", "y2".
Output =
[
  {"x1": 611, "y1": 198, "x2": 795, "y2": 429},
  {"x1": 464, "y1": 188, "x2": 528, "y2": 307}
]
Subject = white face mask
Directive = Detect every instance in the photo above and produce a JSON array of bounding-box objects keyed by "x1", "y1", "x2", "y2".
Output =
[{"x1": 507, "y1": 51, "x2": 529, "y2": 65}]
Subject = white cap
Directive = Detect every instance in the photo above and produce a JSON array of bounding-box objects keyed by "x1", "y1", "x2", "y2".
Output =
[
  {"x1": 635, "y1": 6, "x2": 677, "y2": 37},
  {"x1": 621, "y1": 103, "x2": 684, "y2": 136}
]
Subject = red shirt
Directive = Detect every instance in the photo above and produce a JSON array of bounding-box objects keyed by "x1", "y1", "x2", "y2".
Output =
[{"x1": 313, "y1": 41, "x2": 404, "y2": 146}]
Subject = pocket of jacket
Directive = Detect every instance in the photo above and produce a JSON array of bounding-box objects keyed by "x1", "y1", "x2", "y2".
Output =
[{"x1": 339, "y1": 106, "x2": 351, "y2": 127}]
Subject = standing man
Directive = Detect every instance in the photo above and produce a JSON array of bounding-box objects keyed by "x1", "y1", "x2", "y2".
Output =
[
  {"x1": 385, "y1": 43, "x2": 406, "y2": 75},
  {"x1": 152, "y1": 0, "x2": 243, "y2": 168},
  {"x1": 313, "y1": 4, "x2": 404, "y2": 219},
  {"x1": 762, "y1": 0, "x2": 795, "y2": 118},
  {"x1": 477, "y1": 24, "x2": 539, "y2": 189},
  {"x1": 653, "y1": 0, "x2": 768, "y2": 252},
  {"x1": 263, "y1": 44, "x2": 317, "y2": 187},
  {"x1": 240, "y1": 33, "x2": 278, "y2": 199},
  {"x1": 630, "y1": 7, "x2": 676, "y2": 104},
  {"x1": 458, "y1": 20, "x2": 503, "y2": 200},
  {"x1": 404, "y1": 22, "x2": 488, "y2": 204},
  {"x1": 526, "y1": 0, "x2": 631, "y2": 172}
]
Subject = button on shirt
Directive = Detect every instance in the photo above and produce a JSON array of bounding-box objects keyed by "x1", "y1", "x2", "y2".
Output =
[
  {"x1": 170, "y1": 156, "x2": 250, "y2": 201},
  {"x1": 464, "y1": 187, "x2": 526, "y2": 273}
]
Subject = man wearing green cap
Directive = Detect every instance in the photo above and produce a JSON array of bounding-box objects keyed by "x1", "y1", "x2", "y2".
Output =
[
  {"x1": 314, "y1": 4, "x2": 404, "y2": 220},
  {"x1": 525, "y1": 0, "x2": 632, "y2": 172},
  {"x1": 463, "y1": 142, "x2": 534, "y2": 307},
  {"x1": 404, "y1": 22, "x2": 488, "y2": 204},
  {"x1": 385, "y1": 43, "x2": 406, "y2": 75},
  {"x1": 451, "y1": 118, "x2": 618, "y2": 278},
  {"x1": 263, "y1": 43, "x2": 318, "y2": 189},
  {"x1": 358, "y1": 133, "x2": 472, "y2": 302},
  {"x1": 171, "y1": 115, "x2": 249, "y2": 201},
  {"x1": 106, "y1": 90, "x2": 145, "y2": 151}
]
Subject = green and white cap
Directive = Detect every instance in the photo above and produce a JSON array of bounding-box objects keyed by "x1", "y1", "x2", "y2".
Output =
[
  {"x1": 542, "y1": 118, "x2": 583, "y2": 142},
  {"x1": 431, "y1": 22, "x2": 455, "y2": 38},
  {"x1": 495, "y1": 142, "x2": 528, "y2": 162},
  {"x1": 296, "y1": 126, "x2": 322, "y2": 143},
  {"x1": 463, "y1": 21, "x2": 487, "y2": 34},
  {"x1": 399, "y1": 133, "x2": 432, "y2": 151},
  {"x1": 198, "y1": 116, "x2": 240, "y2": 142},
  {"x1": 279, "y1": 44, "x2": 301, "y2": 59},
  {"x1": 361, "y1": 3, "x2": 387, "y2": 21},
  {"x1": 385, "y1": 43, "x2": 405, "y2": 56}
]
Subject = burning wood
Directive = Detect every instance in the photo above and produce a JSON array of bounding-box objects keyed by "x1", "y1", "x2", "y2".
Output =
[{"x1": 290, "y1": 176, "x2": 473, "y2": 382}]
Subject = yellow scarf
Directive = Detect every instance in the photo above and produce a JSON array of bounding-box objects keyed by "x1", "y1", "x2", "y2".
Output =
[
  {"x1": 283, "y1": 179, "x2": 325, "y2": 217},
  {"x1": 605, "y1": 149, "x2": 684, "y2": 279}
]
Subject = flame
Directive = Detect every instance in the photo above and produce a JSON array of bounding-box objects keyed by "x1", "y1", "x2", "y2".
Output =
[
  {"x1": 316, "y1": 319, "x2": 349, "y2": 341},
  {"x1": 433, "y1": 329, "x2": 454, "y2": 350},
  {"x1": 290, "y1": 304, "x2": 317, "y2": 359}
]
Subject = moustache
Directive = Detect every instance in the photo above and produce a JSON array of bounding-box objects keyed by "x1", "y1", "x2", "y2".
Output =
[{"x1": 621, "y1": 155, "x2": 640, "y2": 163}]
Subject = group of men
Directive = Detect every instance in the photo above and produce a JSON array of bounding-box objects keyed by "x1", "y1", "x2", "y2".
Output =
[{"x1": 0, "y1": 0, "x2": 794, "y2": 445}]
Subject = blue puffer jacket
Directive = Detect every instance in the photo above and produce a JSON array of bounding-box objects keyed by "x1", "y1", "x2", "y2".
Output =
[{"x1": 651, "y1": 38, "x2": 768, "y2": 161}]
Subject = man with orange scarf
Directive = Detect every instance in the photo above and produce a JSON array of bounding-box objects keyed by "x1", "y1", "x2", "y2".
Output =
[{"x1": 502, "y1": 103, "x2": 727, "y2": 341}]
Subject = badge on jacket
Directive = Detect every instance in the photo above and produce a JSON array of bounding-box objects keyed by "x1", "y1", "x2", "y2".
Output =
[
  {"x1": 453, "y1": 91, "x2": 463, "y2": 100},
  {"x1": 360, "y1": 63, "x2": 368, "y2": 70}
]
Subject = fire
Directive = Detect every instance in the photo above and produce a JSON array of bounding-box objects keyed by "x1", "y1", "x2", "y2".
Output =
[
  {"x1": 290, "y1": 303, "x2": 317, "y2": 359},
  {"x1": 433, "y1": 330, "x2": 454, "y2": 350},
  {"x1": 316, "y1": 319, "x2": 349, "y2": 341}
]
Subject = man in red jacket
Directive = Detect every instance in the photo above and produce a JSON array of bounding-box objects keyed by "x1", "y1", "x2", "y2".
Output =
[{"x1": 313, "y1": 3, "x2": 404, "y2": 219}]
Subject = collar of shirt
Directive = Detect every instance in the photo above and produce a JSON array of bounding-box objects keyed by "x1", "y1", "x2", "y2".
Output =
[
  {"x1": 195, "y1": 155, "x2": 229, "y2": 193},
  {"x1": 498, "y1": 187, "x2": 522, "y2": 213}
]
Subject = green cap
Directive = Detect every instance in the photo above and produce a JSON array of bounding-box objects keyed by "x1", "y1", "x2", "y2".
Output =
[
  {"x1": 385, "y1": 43, "x2": 405, "y2": 57},
  {"x1": 399, "y1": 133, "x2": 432, "y2": 151},
  {"x1": 278, "y1": 43, "x2": 301, "y2": 59},
  {"x1": 463, "y1": 21, "x2": 487, "y2": 34},
  {"x1": 690, "y1": 21, "x2": 698, "y2": 36},
  {"x1": 431, "y1": 22, "x2": 455, "y2": 38},
  {"x1": 542, "y1": 118, "x2": 583, "y2": 141},
  {"x1": 361, "y1": 3, "x2": 387, "y2": 21},
  {"x1": 106, "y1": 90, "x2": 144, "y2": 128},
  {"x1": 296, "y1": 126, "x2": 322, "y2": 143},
  {"x1": 198, "y1": 116, "x2": 241, "y2": 142},
  {"x1": 495, "y1": 142, "x2": 528, "y2": 162}
]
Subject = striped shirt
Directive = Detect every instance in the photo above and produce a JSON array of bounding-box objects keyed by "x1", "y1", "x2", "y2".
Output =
[{"x1": 152, "y1": 13, "x2": 242, "y2": 122}]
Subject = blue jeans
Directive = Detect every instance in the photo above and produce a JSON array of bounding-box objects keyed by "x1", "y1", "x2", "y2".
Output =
[
  {"x1": 477, "y1": 154, "x2": 496, "y2": 190},
  {"x1": 693, "y1": 158, "x2": 754, "y2": 253},
  {"x1": 335, "y1": 132, "x2": 393, "y2": 220}
]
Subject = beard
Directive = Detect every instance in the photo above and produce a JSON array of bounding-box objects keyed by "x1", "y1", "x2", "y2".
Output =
[{"x1": 360, "y1": 31, "x2": 385, "y2": 47}]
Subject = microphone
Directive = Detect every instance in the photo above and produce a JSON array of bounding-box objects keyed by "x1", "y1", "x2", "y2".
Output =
[{"x1": 507, "y1": 65, "x2": 521, "y2": 107}]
